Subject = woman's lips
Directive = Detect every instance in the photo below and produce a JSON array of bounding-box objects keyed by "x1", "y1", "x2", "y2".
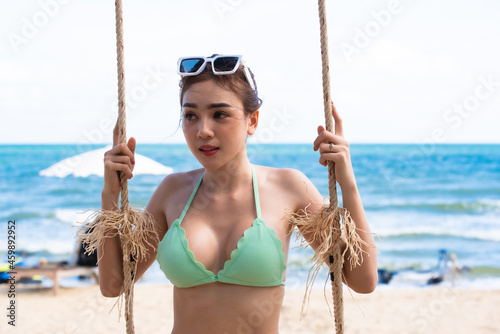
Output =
[{"x1": 199, "y1": 145, "x2": 219, "y2": 156}]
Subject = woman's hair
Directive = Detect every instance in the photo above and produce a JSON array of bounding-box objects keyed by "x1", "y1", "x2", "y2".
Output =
[{"x1": 179, "y1": 63, "x2": 263, "y2": 115}]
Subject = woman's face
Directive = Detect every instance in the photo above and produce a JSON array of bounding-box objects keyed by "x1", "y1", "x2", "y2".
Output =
[{"x1": 181, "y1": 79, "x2": 258, "y2": 170}]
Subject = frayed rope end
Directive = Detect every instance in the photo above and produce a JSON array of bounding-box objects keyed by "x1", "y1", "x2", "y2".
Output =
[
  {"x1": 286, "y1": 202, "x2": 377, "y2": 319},
  {"x1": 75, "y1": 205, "x2": 159, "y2": 321}
]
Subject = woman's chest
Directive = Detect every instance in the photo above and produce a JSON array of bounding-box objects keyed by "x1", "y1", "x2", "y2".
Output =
[{"x1": 164, "y1": 188, "x2": 293, "y2": 273}]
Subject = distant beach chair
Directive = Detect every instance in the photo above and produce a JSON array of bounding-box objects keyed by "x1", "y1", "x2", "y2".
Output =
[
  {"x1": 14, "y1": 264, "x2": 98, "y2": 296},
  {"x1": 11, "y1": 241, "x2": 98, "y2": 296}
]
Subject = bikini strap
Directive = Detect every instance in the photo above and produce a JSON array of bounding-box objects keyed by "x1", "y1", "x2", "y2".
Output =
[
  {"x1": 251, "y1": 165, "x2": 262, "y2": 219},
  {"x1": 179, "y1": 171, "x2": 205, "y2": 223}
]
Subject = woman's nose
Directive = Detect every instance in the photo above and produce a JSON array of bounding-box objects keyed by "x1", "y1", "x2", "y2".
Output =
[{"x1": 197, "y1": 118, "x2": 214, "y2": 139}]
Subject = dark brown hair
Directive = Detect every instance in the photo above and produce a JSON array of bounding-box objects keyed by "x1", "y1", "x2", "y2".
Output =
[{"x1": 179, "y1": 63, "x2": 263, "y2": 115}]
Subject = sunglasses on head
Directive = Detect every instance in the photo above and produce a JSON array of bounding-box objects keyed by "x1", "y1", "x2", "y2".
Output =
[{"x1": 177, "y1": 55, "x2": 256, "y2": 91}]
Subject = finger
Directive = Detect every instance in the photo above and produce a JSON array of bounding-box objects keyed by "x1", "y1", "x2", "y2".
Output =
[
  {"x1": 104, "y1": 154, "x2": 134, "y2": 171},
  {"x1": 314, "y1": 125, "x2": 334, "y2": 151},
  {"x1": 331, "y1": 101, "x2": 344, "y2": 137},
  {"x1": 106, "y1": 143, "x2": 135, "y2": 166},
  {"x1": 128, "y1": 137, "x2": 136, "y2": 153},
  {"x1": 319, "y1": 151, "x2": 346, "y2": 167},
  {"x1": 317, "y1": 125, "x2": 325, "y2": 135},
  {"x1": 319, "y1": 142, "x2": 346, "y2": 155},
  {"x1": 318, "y1": 156, "x2": 327, "y2": 167},
  {"x1": 320, "y1": 142, "x2": 334, "y2": 155},
  {"x1": 313, "y1": 130, "x2": 335, "y2": 151},
  {"x1": 128, "y1": 137, "x2": 136, "y2": 163},
  {"x1": 314, "y1": 130, "x2": 346, "y2": 152},
  {"x1": 314, "y1": 126, "x2": 326, "y2": 151},
  {"x1": 104, "y1": 159, "x2": 134, "y2": 179}
]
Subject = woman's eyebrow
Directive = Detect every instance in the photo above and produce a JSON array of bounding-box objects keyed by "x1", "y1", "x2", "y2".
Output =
[
  {"x1": 182, "y1": 102, "x2": 233, "y2": 109},
  {"x1": 207, "y1": 103, "x2": 233, "y2": 109},
  {"x1": 182, "y1": 102, "x2": 197, "y2": 109}
]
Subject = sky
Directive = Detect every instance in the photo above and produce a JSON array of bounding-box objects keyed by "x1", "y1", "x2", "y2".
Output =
[{"x1": 1, "y1": 0, "x2": 499, "y2": 144}]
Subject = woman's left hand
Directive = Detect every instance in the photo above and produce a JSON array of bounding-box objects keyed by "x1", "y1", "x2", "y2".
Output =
[{"x1": 313, "y1": 102, "x2": 356, "y2": 190}]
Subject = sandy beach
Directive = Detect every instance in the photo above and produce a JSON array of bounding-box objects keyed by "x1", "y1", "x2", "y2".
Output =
[{"x1": 1, "y1": 283, "x2": 499, "y2": 334}]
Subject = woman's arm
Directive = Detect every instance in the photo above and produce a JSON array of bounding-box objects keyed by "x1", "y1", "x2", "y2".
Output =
[
  {"x1": 304, "y1": 102, "x2": 377, "y2": 293},
  {"x1": 96, "y1": 124, "x2": 167, "y2": 297},
  {"x1": 336, "y1": 182, "x2": 378, "y2": 293}
]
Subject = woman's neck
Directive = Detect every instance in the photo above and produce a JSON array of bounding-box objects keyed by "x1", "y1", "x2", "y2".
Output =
[{"x1": 202, "y1": 157, "x2": 253, "y2": 195}]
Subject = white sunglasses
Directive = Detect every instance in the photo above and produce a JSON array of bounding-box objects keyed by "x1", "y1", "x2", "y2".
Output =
[{"x1": 177, "y1": 54, "x2": 256, "y2": 91}]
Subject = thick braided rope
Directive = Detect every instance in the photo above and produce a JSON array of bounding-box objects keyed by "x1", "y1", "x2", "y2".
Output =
[
  {"x1": 121, "y1": 216, "x2": 135, "y2": 334},
  {"x1": 114, "y1": 1, "x2": 135, "y2": 333},
  {"x1": 115, "y1": 0, "x2": 129, "y2": 210},
  {"x1": 317, "y1": 0, "x2": 344, "y2": 333}
]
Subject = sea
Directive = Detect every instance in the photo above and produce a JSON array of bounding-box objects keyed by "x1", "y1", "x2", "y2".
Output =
[{"x1": 1, "y1": 143, "x2": 499, "y2": 290}]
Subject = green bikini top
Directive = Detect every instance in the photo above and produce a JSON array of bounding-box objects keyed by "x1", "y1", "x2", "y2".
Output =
[{"x1": 156, "y1": 166, "x2": 286, "y2": 288}]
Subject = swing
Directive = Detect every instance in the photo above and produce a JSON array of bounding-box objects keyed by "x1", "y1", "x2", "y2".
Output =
[
  {"x1": 77, "y1": 1, "x2": 373, "y2": 333},
  {"x1": 76, "y1": 1, "x2": 159, "y2": 333},
  {"x1": 287, "y1": 1, "x2": 371, "y2": 333}
]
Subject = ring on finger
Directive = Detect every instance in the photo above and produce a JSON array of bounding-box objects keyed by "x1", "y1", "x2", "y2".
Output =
[{"x1": 329, "y1": 143, "x2": 334, "y2": 153}]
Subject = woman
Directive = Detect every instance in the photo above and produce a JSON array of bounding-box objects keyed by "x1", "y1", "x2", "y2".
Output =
[{"x1": 98, "y1": 55, "x2": 377, "y2": 333}]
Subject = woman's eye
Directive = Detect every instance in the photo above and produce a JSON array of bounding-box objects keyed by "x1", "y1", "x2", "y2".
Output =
[
  {"x1": 214, "y1": 112, "x2": 228, "y2": 119},
  {"x1": 184, "y1": 113, "x2": 196, "y2": 120}
]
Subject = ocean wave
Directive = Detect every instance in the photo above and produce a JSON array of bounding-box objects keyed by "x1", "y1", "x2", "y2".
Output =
[
  {"x1": 377, "y1": 227, "x2": 500, "y2": 242},
  {"x1": 54, "y1": 208, "x2": 94, "y2": 225},
  {"x1": 0, "y1": 239, "x2": 76, "y2": 256},
  {"x1": 0, "y1": 208, "x2": 96, "y2": 226},
  {"x1": 366, "y1": 199, "x2": 500, "y2": 214},
  {"x1": 0, "y1": 208, "x2": 62, "y2": 222},
  {"x1": 469, "y1": 266, "x2": 500, "y2": 277},
  {"x1": 7, "y1": 211, "x2": 49, "y2": 220}
]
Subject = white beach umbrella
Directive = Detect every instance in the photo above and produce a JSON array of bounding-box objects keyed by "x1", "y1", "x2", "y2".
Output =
[{"x1": 39, "y1": 146, "x2": 173, "y2": 178}]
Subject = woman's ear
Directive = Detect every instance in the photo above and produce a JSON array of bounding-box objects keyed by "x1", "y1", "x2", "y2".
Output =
[{"x1": 247, "y1": 110, "x2": 259, "y2": 135}]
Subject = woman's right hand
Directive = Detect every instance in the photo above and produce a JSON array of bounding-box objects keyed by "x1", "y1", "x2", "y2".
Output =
[{"x1": 102, "y1": 123, "x2": 136, "y2": 197}]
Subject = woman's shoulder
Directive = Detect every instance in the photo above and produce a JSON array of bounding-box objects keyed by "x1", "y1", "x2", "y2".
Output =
[
  {"x1": 156, "y1": 168, "x2": 204, "y2": 195},
  {"x1": 255, "y1": 165, "x2": 321, "y2": 207},
  {"x1": 147, "y1": 169, "x2": 204, "y2": 216},
  {"x1": 256, "y1": 165, "x2": 310, "y2": 189}
]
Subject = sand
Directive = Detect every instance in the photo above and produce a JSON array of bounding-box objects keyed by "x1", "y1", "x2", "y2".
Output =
[{"x1": 1, "y1": 283, "x2": 499, "y2": 334}]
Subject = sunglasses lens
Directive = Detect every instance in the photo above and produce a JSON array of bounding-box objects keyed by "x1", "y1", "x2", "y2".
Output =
[
  {"x1": 213, "y1": 57, "x2": 240, "y2": 73},
  {"x1": 179, "y1": 58, "x2": 205, "y2": 73}
]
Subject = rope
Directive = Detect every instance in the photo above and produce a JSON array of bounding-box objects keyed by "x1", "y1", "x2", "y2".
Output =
[
  {"x1": 317, "y1": 0, "x2": 344, "y2": 332},
  {"x1": 114, "y1": 1, "x2": 135, "y2": 333},
  {"x1": 76, "y1": 3, "x2": 158, "y2": 333},
  {"x1": 115, "y1": 1, "x2": 129, "y2": 209}
]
